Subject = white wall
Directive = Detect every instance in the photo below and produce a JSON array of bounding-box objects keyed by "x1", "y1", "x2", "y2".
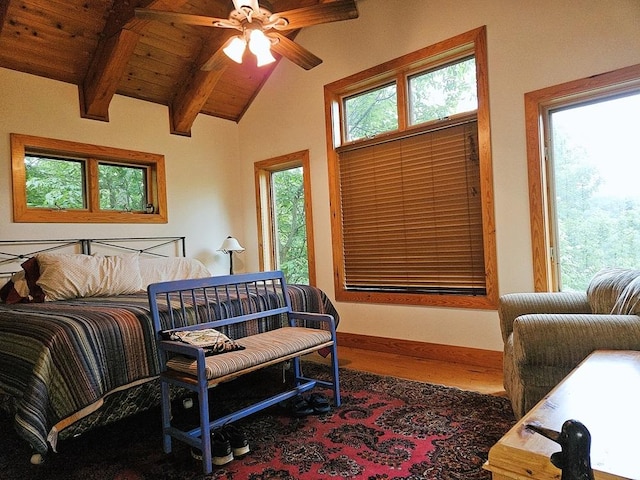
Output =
[
  {"x1": 237, "y1": 0, "x2": 640, "y2": 351},
  {"x1": 0, "y1": 68, "x2": 242, "y2": 275},
  {"x1": 2, "y1": 0, "x2": 638, "y2": 353}
]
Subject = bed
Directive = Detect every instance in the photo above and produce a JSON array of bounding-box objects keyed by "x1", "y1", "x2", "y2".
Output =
[{"x1": 0, "y1": 237, "x2": 339, "y2": 464}]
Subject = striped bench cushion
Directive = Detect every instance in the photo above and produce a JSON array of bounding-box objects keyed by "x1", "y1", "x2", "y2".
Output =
[{"x1": 166, "y1": 327, "x2": 333, "y2": 380}]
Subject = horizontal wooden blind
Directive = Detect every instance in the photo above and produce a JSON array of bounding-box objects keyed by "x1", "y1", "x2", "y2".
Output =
[{"x1": 338, "y1": 121, "x2": 485, "y2": 294}]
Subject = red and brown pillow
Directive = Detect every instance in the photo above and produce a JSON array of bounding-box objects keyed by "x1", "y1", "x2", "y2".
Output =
[
  {"x1": 0, "y1": 257, "x2": 44, "y2": 304},
  {"x1": 21, "y1": 257, "x2": 45, "y2": 302}
]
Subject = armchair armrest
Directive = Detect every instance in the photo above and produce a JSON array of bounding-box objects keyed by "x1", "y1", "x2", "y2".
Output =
[
  {"x1": 512, "y1": 313, "x2": 640, "y2": 368},
  {"x1": 499, "y1": 292, "x2": 590, "y2": 343}
]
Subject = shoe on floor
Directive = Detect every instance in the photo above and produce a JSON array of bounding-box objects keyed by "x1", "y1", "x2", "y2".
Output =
[
  {"x1": 307, "y1": 393, "x2": 331, "y2": 414},
  {"x1": 190, "y1": 430, "x2": 234, "y2": 466},
  {"x1": 290, "y1": 394, "x2": 314, "y2": 417},
  {"x1": 222, "y1": 424, "x2": 250, "y2": 457}
]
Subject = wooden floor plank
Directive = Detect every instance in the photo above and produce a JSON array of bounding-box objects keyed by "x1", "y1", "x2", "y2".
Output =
[{"x1": 306, "y1": 345, "x2": 506, "y2": 396}]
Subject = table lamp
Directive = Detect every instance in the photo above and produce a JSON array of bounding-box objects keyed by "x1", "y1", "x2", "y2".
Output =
[{"x1": 218, "y1": 236, "x2": 245, "y2": 274}]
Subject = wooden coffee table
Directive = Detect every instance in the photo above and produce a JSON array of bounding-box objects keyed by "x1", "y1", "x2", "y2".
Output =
[{"x1": 484, "y1": 350, "x2": 640, "y2": 480}]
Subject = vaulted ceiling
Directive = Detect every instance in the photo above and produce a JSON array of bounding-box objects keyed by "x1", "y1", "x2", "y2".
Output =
[{"x1": 0, "y1": 1, "x2": 358, "y2": 136}]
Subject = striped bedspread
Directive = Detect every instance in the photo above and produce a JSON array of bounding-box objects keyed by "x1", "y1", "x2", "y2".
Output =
[{"x1": 0, "y1": 285, "x2": 338, "y2": 455}]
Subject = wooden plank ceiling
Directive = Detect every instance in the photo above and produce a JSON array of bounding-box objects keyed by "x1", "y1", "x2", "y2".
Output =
[{"x1": 0, "y1": 0, "x2": 335, "y2": 135}]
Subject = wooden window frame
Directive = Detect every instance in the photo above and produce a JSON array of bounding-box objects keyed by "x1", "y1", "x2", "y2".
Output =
[
  {"x1": 11, "y1": 133, "x2": 168, "y2": 223},
  {"x1": 525, "y1": 64, "x2": 640, "y2": 291},
  {"x1": 324, "y1": 26, "x2": 498, "y2": 309},
  {"x1": 254, "y1": 150, "x2": 316, "y2": 286}
]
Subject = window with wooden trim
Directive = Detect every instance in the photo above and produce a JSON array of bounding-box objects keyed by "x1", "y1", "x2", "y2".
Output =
[
  {"x1": 254, "y1": 150, "x2": 316, "y2": 285},
  {"x1": 324, "y1": 26, "x2": 498, "y2": 309},
  {"x1": 11, "y1": 133, "x2": 168, "y2": 223},
  {"x1": 525, "y1": 64, "x2": 640, "y2": 291}
]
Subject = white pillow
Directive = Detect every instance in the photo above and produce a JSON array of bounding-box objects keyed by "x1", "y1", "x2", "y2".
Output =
[
  {"x1": 139, "y1": 256, "x2": 210, "y2": 288},
  {"x1": 36, "y1": 253, "x2": 143, "y2": 300}
]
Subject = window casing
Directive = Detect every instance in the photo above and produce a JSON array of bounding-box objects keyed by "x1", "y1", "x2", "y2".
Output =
[
  {"x1": 11, "y1": 133, "x2": 168, "y2": 223},
  {"x1": 324, "y1": 26, "x2": 497, "y2": 309},
  {"x1": 525, "y1": 64, "x2": 640, "y2": 291},
  {"x1": 254, "y1": 150, "x2": 316, "y2": 285}
]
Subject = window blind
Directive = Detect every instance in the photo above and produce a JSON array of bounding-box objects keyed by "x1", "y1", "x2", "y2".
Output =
[{"x1": 338, "y1": 120, "x2": 485, "y2": 294}]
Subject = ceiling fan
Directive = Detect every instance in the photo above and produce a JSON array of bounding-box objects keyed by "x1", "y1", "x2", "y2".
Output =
[{"x1": 135, "y1": 0, "x2": 359, "y2": 71}]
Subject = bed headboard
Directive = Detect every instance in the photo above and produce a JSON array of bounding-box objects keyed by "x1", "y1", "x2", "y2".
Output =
[{"x1": 0, "y1": 237, "x2": 186, "y2": 280}]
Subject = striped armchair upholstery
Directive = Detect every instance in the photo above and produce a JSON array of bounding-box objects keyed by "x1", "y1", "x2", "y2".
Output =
[{"x1": 499, "y1": 286, "x2": 640, "y2": 418}]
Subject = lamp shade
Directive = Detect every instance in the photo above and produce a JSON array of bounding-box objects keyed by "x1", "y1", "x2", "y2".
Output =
[
  {"x1": 223, "y1": 36, "x2": 246, "y2": 64},
  {"x1": 218, "y1": 236, "x2": 245, "y2": 253}
]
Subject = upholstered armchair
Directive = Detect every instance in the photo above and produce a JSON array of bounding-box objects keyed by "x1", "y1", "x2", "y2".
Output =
[{"x1": 499, "y1": 268, "x2": 640, "y2": 419}]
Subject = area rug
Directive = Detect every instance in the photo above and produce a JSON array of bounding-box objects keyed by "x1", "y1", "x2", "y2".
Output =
[{"x1": 0, "y1": 363, "x2": 515, "y2": 480}]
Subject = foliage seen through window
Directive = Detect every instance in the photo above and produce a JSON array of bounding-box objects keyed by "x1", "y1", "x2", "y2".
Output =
[
  {"x1": 25, "y1": 155, "x2": 148, "y2": 212},
  {"x1": 409, "y1": 57, "x2": 477, "y2": 125},
  {"x1": 272, "y1": 167, "x2": 309, "y2": 284},
  {"x1": 344, "y1": 83, "x2": 398, "y2": 142},
  {"x1": 26, "y1": 156, "x2": 85, "y2": 209},
  {"x1": 98, "y1": 163, "x2": 147, "y2": 211}
]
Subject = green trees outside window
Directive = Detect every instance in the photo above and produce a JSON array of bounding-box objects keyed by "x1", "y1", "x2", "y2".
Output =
[
  {"x1": 550, "y1": 92, "x2": 640, "y2": 291},
  {"x1": 25, "y1": 156, "x2": 85, "y2": 209},
  {"x1": 25, "y1": 156, "x2": 148, "y2": 212},
  {"x1": 272, "y1": 167, "x2": 309, "y2": 284}
]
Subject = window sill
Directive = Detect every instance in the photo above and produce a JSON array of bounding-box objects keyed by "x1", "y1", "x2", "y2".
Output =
[
  {"x1": 335, "y1": 289, "x2": 497, "y2": 310},
  {"x1": 13, "y1": 209, "x2": 168, "y2": 224}
]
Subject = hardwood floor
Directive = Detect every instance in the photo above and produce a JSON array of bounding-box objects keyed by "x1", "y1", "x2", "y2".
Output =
[{"x1": 306, "y1": 345, "x2": 506, "y2": 397}]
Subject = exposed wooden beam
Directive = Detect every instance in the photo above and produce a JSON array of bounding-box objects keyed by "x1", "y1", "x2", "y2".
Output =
[
  {"x1": 169, "y1": 33, "x2": 233, "y2": 136},
  {"x1": 0, "y1": 1, "x2": 10, "y2": 37},
  {"x1": 80, "y1": 0, "x2": 189, "y2": 122}
]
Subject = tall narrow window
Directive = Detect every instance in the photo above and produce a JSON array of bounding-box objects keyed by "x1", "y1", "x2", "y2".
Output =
[
  {"x1": 525, "y1": 64, "x2": 640, "y2": 291},
  {"x1": 255, "y1": 151, "x2": 316, "y2": 285},
  {"x1": 324, "y1": 27, "x2": 497, "y2": 309}
]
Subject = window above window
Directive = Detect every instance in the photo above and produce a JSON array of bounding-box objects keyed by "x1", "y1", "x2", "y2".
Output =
[
  {"x1": 344, "y1": 82, "x2": 398, "y2": 142},
  {"x1": 408, "y1": 56, "x2": 477, "y2": 126},
  {"x1": 324, "y1": 26, "x2": 498, "y2": 309},
  {"x1": 11, "y1": 134, "x2": 168, "y2": 223}
]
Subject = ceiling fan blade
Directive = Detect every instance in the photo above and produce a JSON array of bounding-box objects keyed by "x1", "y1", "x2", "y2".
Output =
[
  {"x1": 272, "y1": 0, "x2": 359, "y2": 31},
  {"x1": 269, "y1": 32, "x2": 322, "y2": 70},
  {"x1": 134, "y1": 8, "x2": 236, "y2": 29},
  {"x1": 201, "y1": 33, "x2": 237, "y2": 71}
]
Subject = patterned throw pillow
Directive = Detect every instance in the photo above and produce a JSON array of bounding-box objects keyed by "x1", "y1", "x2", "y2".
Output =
[{"x1": 0, "y1": 260, "x2": 43, "y2": 304}]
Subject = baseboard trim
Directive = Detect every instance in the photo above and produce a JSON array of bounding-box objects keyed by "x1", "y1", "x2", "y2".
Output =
[{"x1": 336, "y1": 332, "x2": 503, "y2": 370}]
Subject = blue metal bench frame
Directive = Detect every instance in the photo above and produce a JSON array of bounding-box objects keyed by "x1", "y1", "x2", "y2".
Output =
[{"x1": 147, "y1": 270, "x2": 340, "y2": 474}]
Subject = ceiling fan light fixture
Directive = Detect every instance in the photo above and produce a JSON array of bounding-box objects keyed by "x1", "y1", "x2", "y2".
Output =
[
  {"x1": 255, "y1": 48, "x2": 276, "y2": 67},
  {"x1": 232, "y1": 0, "x2": 260, "y2": 13},
  {"x1": 223, "y1": 36, "x2": 247, "y2": 63},
  {"x1": 248, "y1": 29, "x2": 276, "y2": 66}
]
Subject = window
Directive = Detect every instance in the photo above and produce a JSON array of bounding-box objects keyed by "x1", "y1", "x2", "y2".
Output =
[
  {"x1": 525, "y1": 64, "x2": 640, "y2": 291},
  {"x1": 408, "y1": 57, "x2": 477, "y2": 125},
  {"x1": 11, "y1": 133, "x2": 167, "y2": 223},
  {"x1": 255, "y1": 151, "x2": 316, "y2": 285},
  {"x1": 344, "y1": 83, "x2": 398, "y2": 141},
  {"x1": 324, "y1": 27, "x2": 498, "y2": 309}
]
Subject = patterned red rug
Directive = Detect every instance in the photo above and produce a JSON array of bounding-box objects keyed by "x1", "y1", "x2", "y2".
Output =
[{"x1": 0, "y1": 363, "x2": 515, "y2": 480}]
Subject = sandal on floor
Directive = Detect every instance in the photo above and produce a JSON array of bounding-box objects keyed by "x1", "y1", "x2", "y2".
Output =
[{"x1": 307, "y1": 393, "x2": 331, "y2": 414}]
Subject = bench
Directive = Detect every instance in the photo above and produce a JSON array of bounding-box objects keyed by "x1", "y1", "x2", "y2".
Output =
[{"x1": 147, "y1": 270, "x2": 340, "y2": 474}]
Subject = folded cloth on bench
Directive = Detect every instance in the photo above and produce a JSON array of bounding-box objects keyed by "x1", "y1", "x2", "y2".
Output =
[
  {"x1": 166, "y1": 328, "x2": 245, "y2": 354},
  {"x1": 166, "y1": 327, "x2": 333, "y2": 380}
]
